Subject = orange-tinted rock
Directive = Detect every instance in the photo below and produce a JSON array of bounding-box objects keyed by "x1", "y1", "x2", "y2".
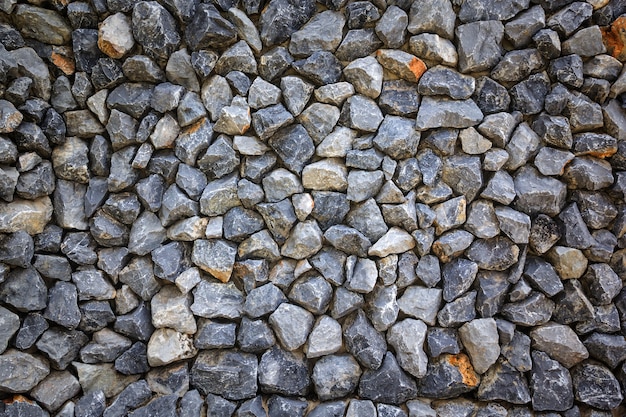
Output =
[{"x1": 602, "y1": 16, "x2": 626, "y2": 61}]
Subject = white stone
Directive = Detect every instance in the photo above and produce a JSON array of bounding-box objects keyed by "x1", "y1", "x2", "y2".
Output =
[
  {"x1": 146, "y1": 328, "x2": 197, "y2": 367},
  {"x1": 368, "y1": 227, "x2": 415, "y2": 257},
  {"x1": 306, "y1": 315, "x2": 343, "y2": 358}
]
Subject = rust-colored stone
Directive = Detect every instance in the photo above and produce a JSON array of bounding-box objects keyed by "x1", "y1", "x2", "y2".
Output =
[
  {"x1": 408, "y1": 57, "x2": 427, "y2": 82},
  {"x1": 3, "y1": 395, "x2": 34, "y2": 405},
  {"x1": 447, "y1": 353, "x2": 479, "y2": 387},
  {"x1": 50, "y1": 48, "x2": 75, "y2": 75},
  {"x1": 184, "y1": 118, "x2": 208, "y2": 134},
  {"x1": 602, "y1": 16, "x2": 626, "y2": 62}
]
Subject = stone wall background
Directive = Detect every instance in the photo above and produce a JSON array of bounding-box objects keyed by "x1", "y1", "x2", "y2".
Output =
[{"x1": 1, "y1": 0, "x2": 626, "y2": 415}]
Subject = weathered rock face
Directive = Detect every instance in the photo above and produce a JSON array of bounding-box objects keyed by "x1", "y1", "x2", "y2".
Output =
[{"x1": 2, "y1": 0, "x2": 626, "y2": 414}]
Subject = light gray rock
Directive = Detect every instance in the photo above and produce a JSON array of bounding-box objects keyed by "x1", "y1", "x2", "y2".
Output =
[
  {"x1": 387, "y1": 319, "x2": 428, "y2": 378},
  {"x1": 458, "y1": 318, "x2": 500, "y2": 374},
  {"x1": 269, "y1": 302, "x2": 314, "y2": 351},
  {"x1": 416, "y1": 96, "x2": 483, "y2": 130}
]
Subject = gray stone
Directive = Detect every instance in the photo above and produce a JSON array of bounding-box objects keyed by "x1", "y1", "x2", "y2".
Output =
[
  {"x1": 244, "y1": 283, "x2": 287, "y2": 318},
  {"x1": 510, "y1": 72, "x2": 551, "y2": 115},
  {"x1": 43, "y1": 281, "x2": 81, "y2": 330},
  {"x1": 458, "y1": 318, "x2": 499, "y2": 374},
  {"x1": 269, "y1": 302, "x2": 313, "y2": 350},
  {"x1": 581, "y1": 263, "x2": 621, "y2": 305},
  {"x1": 459, "y1": 0, "x2": 529, "y2": 22},
  {"x1": 407, "y1": 0, "x2": 455, "y2": 39},
  {"x1": 359, "y1": 352, "x2": 418, "y2": 404},
  {"x1": 185, "y1": 4, "x2": 236, "y2": 50},
  {"x1": 530, "y1": 322, "x2": 588, "y2": 368},
  {"x1": 205, "y1": 394, "x2": 237, "y2": 417},
  {"x1": 373, "y1": 115, "x2": 420, "y2": 159},
  {"x1": 115, "y1": 342, "x2": 149, "y2": 375},
  {"x1": 572, "y1": 362, "x2": 623, "y2": 410},
  {"x1": 0, "y1": 349, "x2": 49, "y2": 393},
  {"x1": 416, "y1": 96, "x2": 484, "y2": 130},
  {"x1": 14, "y1": 313, "x2": 48, "y2": 350},
  {"x1": 547, "y1": 1, "x2": 593, "y2": 37},
  {"x1": 456, "y1": 21, "x2": 504, "y2": 73},
  {"x1": 345, "y1": 1, "x2": 379, "y2": 29},
  {"x1": 289, "y1": 10, "x2": 344, "y2": 57},
  {"x1": 504, "y1": 5, "x2": 546, "y2": 48},
  {"x1": 30, "y1": 371, "x2": 81, "y2": 412},
  {"x1": 339, "y1": 95, "x2": 383, "y2": 133},
  {"x1": 259, "y1": 0, "x2": 315, "y2": 47},
  {"x1": 514, "y1": 166, "x2": 567, "y2": 216},
  {"x1": 419, "y1": 66, "x2": 475, "y2": 99},
  {"x1": 37, "y1": 327, "x2": 89, "y2": 370},
  {"x1": 397, "y1": 286, "x2": 441, "y2": 326},
  {"x1": 335, "y1": 29, "x2": 382, "y2": 62},
  {"x1": 0, "y1": 305, "x2": 19, "y2": 354},
  {"x1": 258, "y1": 346, "x2": 310, "y2": 396},
  {"x1": 476, "y1": 359, "x2": 530, "y2": 404},
  {"x1": 376, "y1": 6, "x2": 407, "y2": 48},
  {"x1": 293, "y1": 51, "x2": 342, "y2": 86},
  {"x1": 191, "y1": 280, "x2": 242, "y2": 320},
  {"x1": 114, "y1": 302, "x2": 155, "y2": 341},
  {"x1": 0, "y1": 267, "x2": 47, "y2": 312},
  {"x1": 387, "y1": 318, "x2": 428, "y2": 378},
  {"x1": 312, "y1": 355, "x2": 361, "y2": 401},
  {"x1": 119, "y1": 257, "x2": 160, "y2": 302}
]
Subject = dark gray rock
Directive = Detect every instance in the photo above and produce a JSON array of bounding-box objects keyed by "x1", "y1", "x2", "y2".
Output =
[
  {"x1": 103, "y1": 381, "x2": 152, "y2": 417},
  {"x1": 547, "y1": 1, "x2": 593, "y2": 37},
  {"x1": 336, "y1": 29, "x2": 383, "y2": 62},
  {"x1": 437, "y1": 291, "x2": 477, "y2": 327},
  {"x1": 358, "y1": 352, "x2": 417, "y2": 405},
  {"x1": 459, "y1": 0, "x2": 529, "y2": 22},
  {"x1": 504, "y1": 5, "x2": 545, "y2": 48},
  {"x1": 131, "y1": 1, "x2": 180, "y2": 65},
  {"x1": 114, "y1": 302, "x2": 155, "y2": 341},
  {"x1": 267, "y1": 396, "x2": 307, "y2": 417},
  {"x1": 343, "y1": 309, "x2": 386, "y2": 369},
  {"x1": 584, "y1": 332, "x2": 626, "y2": 369},
  {"x1": 407, "y1": 0, "x2": 455, "y2": 38},
  {"x1": 514, "y1": 166, "x2": 567, "y2": 216},
  {"x1": 238, "y1": 317, "x2": 276, "y2": 353},
  {"x1": 0, "y1": 349, "x2": 50, "y2": 393},
  {"x1": 36, "y1": 327, "x2": 88, "y2": 370},
  {"x1": 510, "y1": 72, "x2": 551, "y2": 115},
  {"x1": 0, "y1": 267, "x2": 47, "y2": 312},
  {"x1": 293, "y1": 51, "x2": 342, "y2": 86},
  {"x1": 259, "y1": 0, "x2": 315, "y2": 47},
  {"x1": 190, "y1": 349, "x2": 257, "y2": 400},
  {"x1": 501, "y1": 292, "x2": 554, "y2": 326},
  {"x1": 43, "y1": 281, "x2": 81, "y2": 330},
  {"x1": 572, "y1": 362, "x2": 623, "y2": 410},
  {"x1": 427, "y1": 327, "x2": 461, "y2": 357},
  {"x1": 114, "y1": 342, "x2": 149, "y2": 375},
  {"x1": 417, "y1": 353, "x2": 479, "y2": 398},
  {"x1": 259, "y1": 346, "x2": 310, "y2": 396},
  {"x1": 523, "y1": 257, "x2": 563, "y2": 297},
  {"x1": 378, "y1": 80, "x2": 420, "y2": 117},
  {"x1": 476, "y1": 359, "x2": 531, "y2": 404},
  {"x1": 530, "y1": 350, "x2": 574, "y2": 411},
  {"x1": 419, "y1": 66, "x2": 475, "y2": 99},
  {"x1": 456, "y1": 21, "x2": 504, "y2": 73}
]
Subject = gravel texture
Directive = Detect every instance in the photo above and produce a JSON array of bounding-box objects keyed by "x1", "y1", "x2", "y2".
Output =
[{"x1": 1, "y1": 0, "x2": 626, "y2": 415}]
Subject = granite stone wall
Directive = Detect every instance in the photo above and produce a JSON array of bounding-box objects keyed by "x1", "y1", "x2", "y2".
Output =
[{"x1": 1, "y1": 0, "x2": 626, "y2": 415}]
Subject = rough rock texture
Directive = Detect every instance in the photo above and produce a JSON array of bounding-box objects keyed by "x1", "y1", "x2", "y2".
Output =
[{"x1": 1, "y1": 0, "x2": 626, "y2": 414}]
